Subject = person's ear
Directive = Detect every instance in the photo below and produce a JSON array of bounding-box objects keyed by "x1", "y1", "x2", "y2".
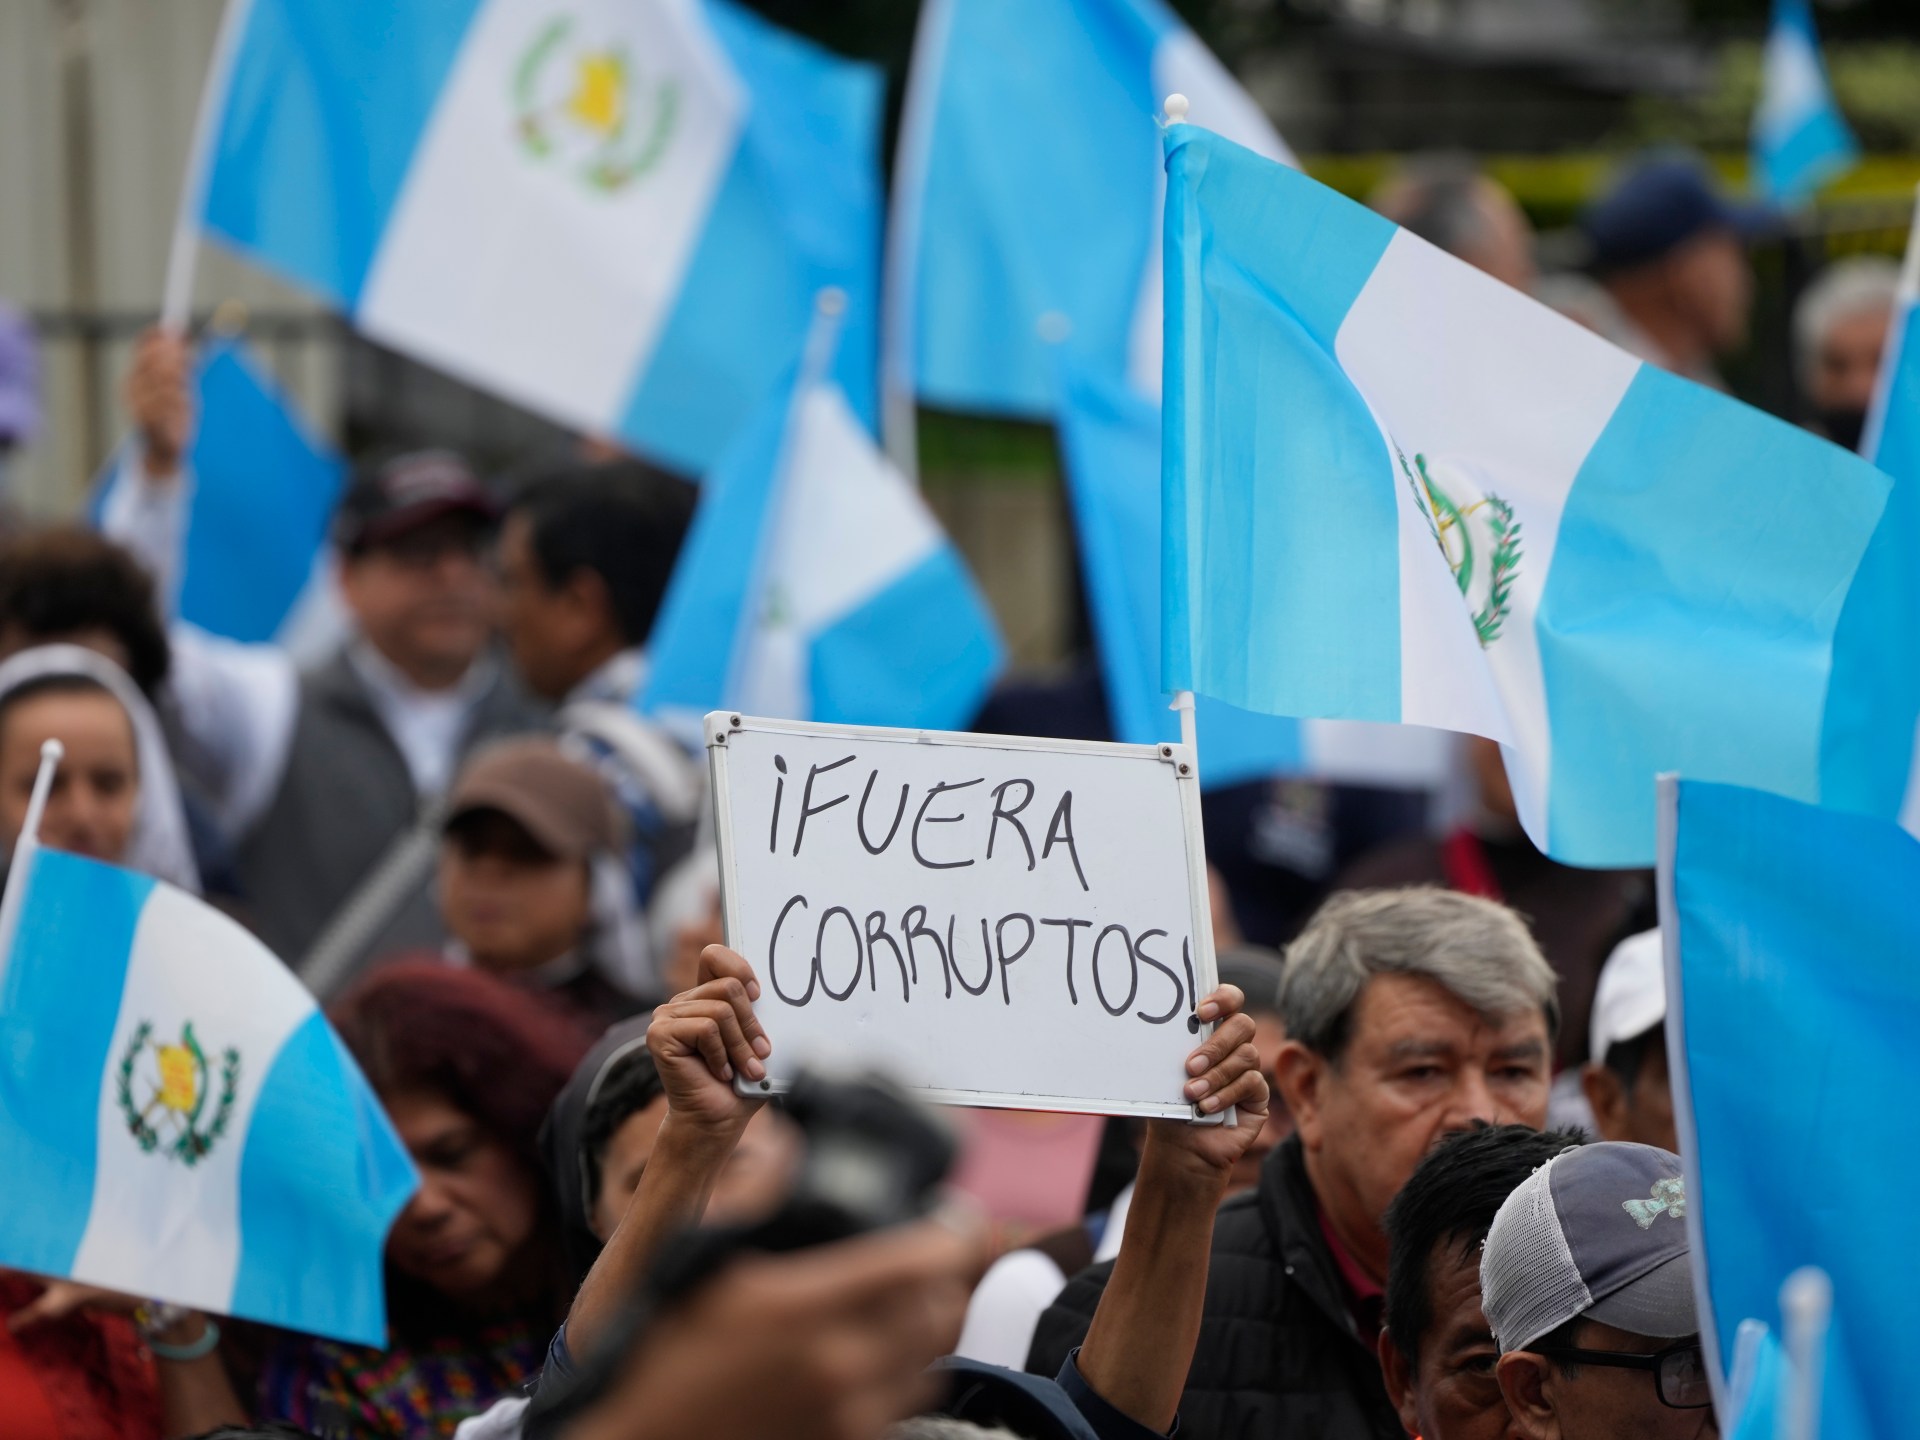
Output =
[
  {"x1": 1377, "y1": 1329, "x2": 1420, "y2": 1437},
  {"x1": 1496, "y1": 1352, "x2": 1559, "y2": 1440},
  {"x1": 336, "y1": 552, "x2": 368, "y2": 602},
  {"x1": 1581, "y1": 1062, "x2": 1629, "y2": 1144},
  {"x1": 1274, "y1": 1040, "x2": 1327, "y2": 1152},
  {"x1": 561, "y1": 566, "x2": 616, "y2": 637}
]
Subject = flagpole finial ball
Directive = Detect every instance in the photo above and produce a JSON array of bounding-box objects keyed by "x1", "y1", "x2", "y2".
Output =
[
  {"x1": 816, "y1": 286, "x2": 848, "y2": 318},
  {"x1": 39, "y1": 739, "x2": 64, "y2": 765},
  {"x1": 1165, "y1": 94, "x2": 1189, "y2": 124}
]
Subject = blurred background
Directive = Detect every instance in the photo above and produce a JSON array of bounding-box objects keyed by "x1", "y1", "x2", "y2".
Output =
[{"x1": 3, "y1": 0, "x2": 1917, "y2": 668}]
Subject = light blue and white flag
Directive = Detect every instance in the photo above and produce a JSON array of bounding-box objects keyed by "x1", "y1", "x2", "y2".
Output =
[
  {"x1": 1860, "y1": 208, "x2": 1920, "y2": 832},
  {"x1": 642, "y1": 325, "x2": 1003, "y2": 730},
  {"x1": 198, "y1": 0, "x2": 882, "y2": 475},
  {"x1": 887, "y1": 0, "x2": 1290, "y2": 422},
  {"x1": 1659, "y1": 776, "x2": 1915, "y2": 1438},
  {"x1": 1752, "y1": 0, "x2": 1858, "y2": 207},
  {"x1": 0, "y1": 840, "x2": 416, "y2": 1345},
  {"x1": 96, "y1": 339, "x2": 344, "y2": 648},
  {"x1": 1162, "y1": 124, "x2": 1905, "y2": 867},
  {"x1": 1057, "y1": 365, "x2": 1449, "y2": 791}
]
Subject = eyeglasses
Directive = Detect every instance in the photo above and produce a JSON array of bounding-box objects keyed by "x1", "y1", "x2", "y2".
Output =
[{"x1": 1532, "y1": 1339, "x2": 1711, "y2": 1409}]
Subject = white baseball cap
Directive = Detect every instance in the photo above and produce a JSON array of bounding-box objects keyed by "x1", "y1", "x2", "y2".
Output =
[{"x1": 1588, "y1": 929, "x2": 1665, "y2": 1066}]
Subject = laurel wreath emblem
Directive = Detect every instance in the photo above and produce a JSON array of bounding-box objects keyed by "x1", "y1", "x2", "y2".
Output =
[
  {"x1": 1474, "y1": 494, "x2": 1522, "y2": 647},
  {"x1": 512, "y1": 17, "x2": 679, "y2": 194},
  {"x1": 1402, "y1": 453, "x2": 1522, "y2": 650},
  {"x1": 115, "y1": 1021, "x2": 241, "y2": 1169}
]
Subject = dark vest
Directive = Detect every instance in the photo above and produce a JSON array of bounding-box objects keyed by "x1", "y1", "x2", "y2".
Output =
[
  {"x1": 234, "y1": 651, "x2": 547, "y2": 975},
  {"x1": 1026, "y1": 1137, "x2": 1407, "y2": 1440}
]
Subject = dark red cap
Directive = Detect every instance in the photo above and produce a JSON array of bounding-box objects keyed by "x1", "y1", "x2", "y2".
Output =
[{"x1": 333, "y1": 449, "x2": 501, "y2": 554}]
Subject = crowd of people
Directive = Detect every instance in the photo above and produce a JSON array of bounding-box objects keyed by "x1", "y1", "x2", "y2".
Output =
[{"x1": 0, "y1": 147, "x2": 1895, "y2": 1440}]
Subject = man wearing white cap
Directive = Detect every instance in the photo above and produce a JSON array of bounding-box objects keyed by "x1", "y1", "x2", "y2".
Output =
[
  {"x1": 1580, "y1": 931, "x2": 1677, "y2": 1153},
  {"x1": 1483, "y1": 1142, "x2": 1714, "y2": 1439}
]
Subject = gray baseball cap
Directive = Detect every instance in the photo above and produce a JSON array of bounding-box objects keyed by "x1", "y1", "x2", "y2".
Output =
[{"x1": 1480, "y1": 1141, "x2": 1697, "y2": 1353}]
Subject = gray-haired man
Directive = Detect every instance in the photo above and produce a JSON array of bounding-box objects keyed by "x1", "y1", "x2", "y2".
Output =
[{"x1": 1029, "y1": 887, "x2": 1557, "y2": 1440}]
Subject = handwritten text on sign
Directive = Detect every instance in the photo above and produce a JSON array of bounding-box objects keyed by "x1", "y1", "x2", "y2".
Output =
[{"x1": 709, "y1": 717, "x2": 1217, "y2": 1117}]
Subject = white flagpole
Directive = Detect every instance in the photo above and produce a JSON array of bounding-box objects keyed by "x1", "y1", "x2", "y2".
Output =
[
  {"x1": 1162, "y1": 97, "x2": 1197, "y2": 780},
  {"x1": 0, "y1": 740, "x2": 66, "y2": 987},
  {"x1": 879, "y1": 0, "x2": 955, "y2": 486},
  {"x1": 721, "y1": 288, "x2": 850, "y2": 713},
  {"x1": 159, "y1": 0, "x2": 254, "y2": 331},
  {"x1": 16, "y1": 740, "x2": 63, "y2": 850},
  {"x1": 1172, "y1": 690, "x2": 1197, "y2": 765},
  {"x1": 1779, "y1": 1266, "x2": 1833, "y2": 1440}
]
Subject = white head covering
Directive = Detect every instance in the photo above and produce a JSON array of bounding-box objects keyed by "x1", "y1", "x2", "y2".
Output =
[{"x1": 0, "y1": 643, "x2": 200, "y2": 892}]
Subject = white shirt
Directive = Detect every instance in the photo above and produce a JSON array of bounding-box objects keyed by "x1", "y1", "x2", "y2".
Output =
[
  {"x1": 567, "y1": 647, "x2": 646, "y2": 708},
  {"x1": 952, "y1": 1182, "x2": 1134, "y2": 1369},
  {"x1": 100, "y1": 452, "x2": 498, "y2": 837},
  {"x1": 452, "y1": 1395, "x2": 528, "y2": 1440},
  {"x1": 347, "y1": 639, "x2": 496, "y2": 797}
]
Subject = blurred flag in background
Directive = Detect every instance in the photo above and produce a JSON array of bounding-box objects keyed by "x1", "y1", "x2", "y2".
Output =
[
  {"x1": 886, "y1": 0, "x2": 1291, "y2": 426},
  {"x1": 96, "y1": 339, "x2": 344, "y2": 649},
  {"x1": 197, "y1": 0, "x2": 882, "y2": 475},
  {"x1": 643, "y1": 302, "x2": 1003, "y2": 731},
  {"x1": 1751, "y1": 0, "x2": 1858, "y2": 206}
]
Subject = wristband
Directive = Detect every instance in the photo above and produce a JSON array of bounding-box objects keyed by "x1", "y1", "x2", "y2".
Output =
[{"x1": 147, "y1": 1316, "x2": 221, "y2": 1363}]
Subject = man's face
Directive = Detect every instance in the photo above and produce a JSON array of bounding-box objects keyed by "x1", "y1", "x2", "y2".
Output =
[
  {"x1": 1382, "y1": 1241, "x2": 1516, "y2": 1440},
  {"x1": 1582, "y1": 1045, "x2": 1678, "y2": 1155},
  {"x1": 437, "y1": 810, "x2": 591, "y2": 975},
  {"x1": 1499, "y1": 1321, "x2": 1717, "y2": 1440},
  {"x1": 1280, "y1": 974, "x2": 1551, "y2": 1273},
  {"x1": 338, "y1": 516, "x2": 497, "y2": 686},
  {"x1": 1809, "y1": 303, "x2": 1893, "y2": 423},
  {"x1": 497, "y1": 511, "x2": 602, "y2": 701}
]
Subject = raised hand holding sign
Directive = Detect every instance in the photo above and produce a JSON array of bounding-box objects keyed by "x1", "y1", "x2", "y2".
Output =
[{"x1": 705, "y1": 713, "x2": 1222, "y2": 1120}]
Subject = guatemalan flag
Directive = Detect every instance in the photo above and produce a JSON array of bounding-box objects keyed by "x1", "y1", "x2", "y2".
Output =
[
  {"x1": 1751, "y1": 0, "x2": 1858, "y2": 207},
  {"x1": 1162, "y1": 122, "x2": 1908, "y2": 867},
  {"x1": 1861, "y1": 212, "x2": 1920, "y2": 832},
  {"x1": 642, "y1": 303, "x2": 1003, "y2": 729},
  {"x1": 887, "y1": 0, "x2": 1291, "y2": 420},
  {"x1": 197, "y1": 0, "x2": 882, "y2": 474},
  {"x1": 1057, "y1": 364, "x2": 1449, "y2": 791},
  {"x1": 0, "y1": 841, "x2": 416, "y2": 1344},
  {"x1": 1659, "y1": 777, "x2": 1916, "y2": 1439},
  {"x1": 96, "y1": 338, "x2": 346, "y2": 651}
]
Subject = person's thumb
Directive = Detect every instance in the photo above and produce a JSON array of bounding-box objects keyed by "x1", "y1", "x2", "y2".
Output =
[{"x1": 6, "y1": 1288, "x2": 70, "y2": 1334}]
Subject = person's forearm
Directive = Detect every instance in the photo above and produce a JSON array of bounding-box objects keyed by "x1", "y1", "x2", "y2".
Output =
[
  {"x1": 153, "y1": 1315, "x2": 247, "y2": 1438},
  {"x1": 98, "y1": 449, "x2": 190, "y2": 615},
  {"x1": 564, "y1": 1112, "x2": 744, "y2": 1360},
  {"x1": 1075, "y1": 1140, "x2": 1228, "y2": 1434}
]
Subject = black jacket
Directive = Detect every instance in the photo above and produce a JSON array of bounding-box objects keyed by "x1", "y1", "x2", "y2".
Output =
[{"x1": 1024, "y1": 1137, "x2": 1406, "y2": 1440}]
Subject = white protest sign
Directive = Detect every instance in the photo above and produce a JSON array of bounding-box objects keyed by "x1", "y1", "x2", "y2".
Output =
[{"x1": 706, "y1": 713, "x2": 1220, "y2": 1119}]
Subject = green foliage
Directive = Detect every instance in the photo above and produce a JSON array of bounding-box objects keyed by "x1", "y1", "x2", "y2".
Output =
[{"x1": 1623, "y1": 40, "x2": 1920, "y2": 151}]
